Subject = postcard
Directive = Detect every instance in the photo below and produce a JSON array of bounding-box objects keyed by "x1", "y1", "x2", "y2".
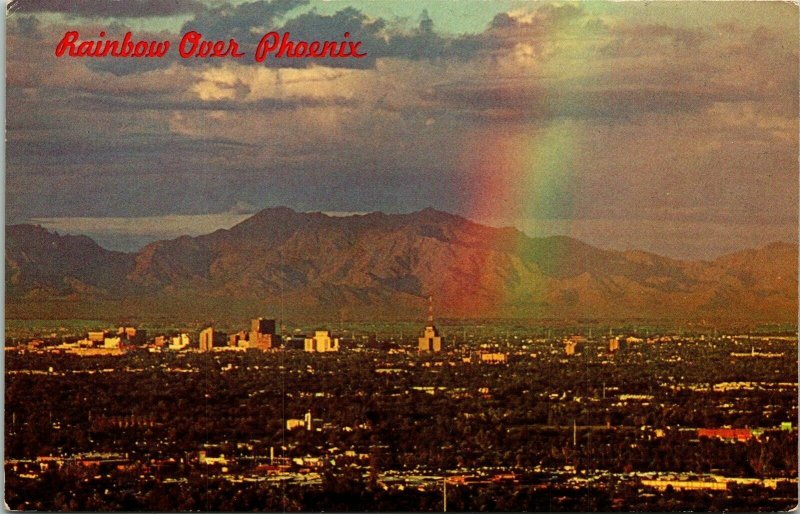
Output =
[{"x1": 4, "y1": 0, "x2": 798, "y2": 511}]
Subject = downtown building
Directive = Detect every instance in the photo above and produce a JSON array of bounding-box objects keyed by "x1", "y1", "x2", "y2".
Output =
[
  {"x1": 418, "y1": 295, "x2": 443, "y2": 352},
  {"x1": 304, "y1": 331, "x2": 339, "y2": 352},
  {"x1": 250, "y1": 317, "x2": 277, "y2": 350}
]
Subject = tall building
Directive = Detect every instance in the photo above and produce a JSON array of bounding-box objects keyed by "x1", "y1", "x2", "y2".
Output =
[
  {"x1": 199, "y1": 327, "x2": 214, "y2": 352},
  {"x1": 118, "y1": 326, "x2": 138, "y2": 338},
  {"x1": 564, "y1": 335, "x2": 585, "y2": 356},
  {"x1": 117, "y1": 326, "x2": 145, "y2": 343},
  {"x1": 251, "y1": 318, "x2": 276, "y2": 335},
  {"x1": 419, "y1": 326, "x2": 442, "y2": 352},
  {"x1": 250, "y1": 317, "x2": 277, "y2": 350},
  {"x1": 304, "y1": 331, "x2": 339, "y2": 352},
  {"x1": 418, "y1": 295, "x2": 443, "y2": 352},
  {"x1": 228, "y1": 330, "x2": 247, "y2": 347}
]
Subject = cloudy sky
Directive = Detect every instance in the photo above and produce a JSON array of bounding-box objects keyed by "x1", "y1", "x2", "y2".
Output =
[{"x1": 6, "y1": 0, "x2": 798, "y2": 258}]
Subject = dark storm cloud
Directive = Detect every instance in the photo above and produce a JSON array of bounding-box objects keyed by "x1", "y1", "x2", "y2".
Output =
[
  {"x1": 5, "y1": 0, "x2": 489, "y2": 79},
  {"x1": 274, "y1": 8, "x2": 482, "y2": 66},
  {"x1": 270, "y1": 7, "x2": 386, "y2": 68},
  {"x1": 83, "y1": 2, "x2": 483, "y2": 74},
  {"x1": 64, "y1": 92, "x2": 359, "y2": 111},
  {"x1": 489, "y1": 3, "x2": 584, "y2": 29},
  {"x1": 86, "y1": 53, "x2": 177, "y2": 76},
  {"x1": 422, "y1": 81, "x2": 762, "y2": 121},
  {"x1": 7, "y1": 133, "x2": 253, "y2": 167},
  {"x1": 5, "y1": 2, "x2": 799, "y2": 259},
  {"x1": 382, "y1": 12, "x2": 483, "y2": 62},
  {"x1": 7, "y1": 0, "x2": 205, "y2": 18},
  {"x1": 184, "y1": 3, "x2": 481, "y2": 69},
  {"x1": 14, "y1": 15, "x2": 42, "y2": 38},
  {"x1": 35, "y1": 164, "x2": 443, "y2": 225},
  {"x1": 66, "y1": 0, "x2": 312, "y2": 74},
  {"x1": 179, "y1": 0, "x2": 309, "y2": 41},
  {"x1": 601, "y1": 23, "x2": 709, "y2": 55},
  {"x1": 485, "y1": 3, "x2": 606, "y2": 42}
]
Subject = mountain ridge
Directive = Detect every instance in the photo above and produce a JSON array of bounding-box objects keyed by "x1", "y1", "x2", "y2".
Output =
[{"x1": 6, "y1": 207, "x2": 798, "y2": 323}]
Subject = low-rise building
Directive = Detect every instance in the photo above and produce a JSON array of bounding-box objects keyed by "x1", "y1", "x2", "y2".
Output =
[
  {"x1": 697, "y1": 428, "x2": 754, "y2": 442},
  {"x1": 305, "y1": 331, "x2": 339, "y2": 352},
  {"x1": 87, "y1": 331, "x2": 106, "y2": 343},
  {"x1": 103, "y1": 337, "x2": 121, "y2": 349},
  {"x1": 480, "y1": 352, "x2": 507, "y2": 364},
  {"x1": 169, "y1": 333, "x2": 190, "y2": 351},
  {"x1": 287, "y1": 411, "x2": 313, "y2": 431}
]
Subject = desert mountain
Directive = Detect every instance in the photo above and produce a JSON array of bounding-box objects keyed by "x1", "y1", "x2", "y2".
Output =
[{"x1": 6, "y1": 208, "x2": 797, "y2": 322}]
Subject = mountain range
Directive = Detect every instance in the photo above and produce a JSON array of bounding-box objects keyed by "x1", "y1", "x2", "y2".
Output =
[{"x1": 6, "y1": 207, "x2": 798, "y2": 323}]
